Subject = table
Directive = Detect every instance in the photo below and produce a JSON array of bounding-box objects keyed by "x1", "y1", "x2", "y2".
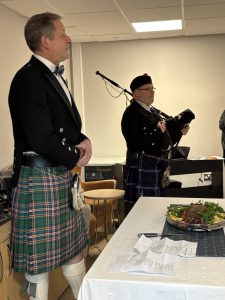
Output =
[
  {"x1": 83, "y1": 189, "x2": 125, "y2": 241},
  {"x1": 78, "y1": 197, "x2": 225, "y2": 300}
]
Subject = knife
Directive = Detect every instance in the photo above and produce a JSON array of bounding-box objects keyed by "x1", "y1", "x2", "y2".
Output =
[{"x1": 137, "y1": 233, "x2": 183, "y2": 238}]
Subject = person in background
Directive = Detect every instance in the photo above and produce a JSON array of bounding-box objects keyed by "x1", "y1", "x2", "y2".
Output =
[
  {"x1": 121, "y1": 74, "x2": 189, "y2": 215},
  {"x1": 8, "y1": 12, "x2": 92, "y2": 300},
  {"x1": 219, "y1": 110, "x2": 225, "y2": 162}
]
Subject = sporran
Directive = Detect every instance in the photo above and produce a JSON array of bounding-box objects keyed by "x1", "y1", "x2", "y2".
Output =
[
  {"x1": 71, "y1": 173, "x2": 84, "y2": 211},
  {"x1": 161, "y1": 166, "x2": 171, "y2": 188}
]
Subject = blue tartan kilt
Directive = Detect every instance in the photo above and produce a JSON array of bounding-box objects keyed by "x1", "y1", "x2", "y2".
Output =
[
  {"x1": 10, "y1": 166, "x2": 89, "y2": 275},
  {"x1": 124, "y1": 153, "x2": 170, "y2": 203}
]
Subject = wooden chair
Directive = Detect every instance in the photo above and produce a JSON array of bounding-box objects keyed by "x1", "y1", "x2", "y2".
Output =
[{"x1": 81, "y1": 179, "x2": 117, "y2": 243}]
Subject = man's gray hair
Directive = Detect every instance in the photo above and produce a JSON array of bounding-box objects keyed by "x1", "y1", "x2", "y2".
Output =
[{"x1": 24, "y1": 12, "x2": 61, "y2": 52}]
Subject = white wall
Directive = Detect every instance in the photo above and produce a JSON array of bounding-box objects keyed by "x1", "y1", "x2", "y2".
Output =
[
  {"x1": 0, "y1": 5, "x2": 29, "y2": 169},
  {"x1": 0, "y1": 5, "x2": 71, "y2": 170},
  {"x1": 77, "y1": 35, "x2": 225, "y2": 159}
]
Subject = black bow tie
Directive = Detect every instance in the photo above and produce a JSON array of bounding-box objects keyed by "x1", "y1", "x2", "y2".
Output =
[{"x1": 54, "y1": 65, "x2": 64, "y2": 75}]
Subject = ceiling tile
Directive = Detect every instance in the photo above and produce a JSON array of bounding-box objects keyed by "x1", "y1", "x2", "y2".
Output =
[
  {"x1": 138, "y1": 29, "x2": 184, "y2": 39},
  {"x1": 117, "y1": 0, "x2": 181, "y2": 10},
  {"x1": 65, "y1": 11, "x2": 132, "y2": 35},
  {"x1": 0, "y1": 0, "x2": 62, "y2": 17},
  {"x1": 184, "y1": 0, "x2": 225, "y2": 4},
  {"x1": 185, "y1": 3, "x2": 225, "y2": 19},
  {"x1": 71, "y1": 35, "x2": 97, "y2": 42},
  {"x1": 65, "y1": 26, "x2": 87, "y2": 36},
  {"x1": 185, "y1": 17, "x2": 225, "y2": 35},
  {"x1": 126, "y1": 6, "x2": 182, "y2": 22},
  {"x1": 92, "y1": 33, "x2": 139, "y2": 42},
  {"x1": 46, "y1": 0, "x2": 118, "y2": 14}
]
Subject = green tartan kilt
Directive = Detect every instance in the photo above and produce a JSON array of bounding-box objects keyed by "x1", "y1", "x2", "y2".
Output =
[{"x1": 10, "y1": 166, "x2": 89, "y2": 275}]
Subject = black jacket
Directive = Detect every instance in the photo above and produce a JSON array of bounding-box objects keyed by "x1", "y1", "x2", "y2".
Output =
[
  {"x1": 9, "y1": 56, "x2": 87, "y2": 186},
  {"x1": 121, "y1": 100, "x2": 171, "y2": 156}
]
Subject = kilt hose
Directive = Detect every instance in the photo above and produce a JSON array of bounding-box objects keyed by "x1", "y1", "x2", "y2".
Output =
[
  {"x1": 10, "y1": 166, "x2": 89, "y2": 275},
  {"x1": 124, "y1": 153, "x2": 170, "y2": 203}
]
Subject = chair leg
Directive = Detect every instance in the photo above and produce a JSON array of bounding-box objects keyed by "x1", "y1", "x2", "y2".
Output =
[
  {"x1": 114, "y1": 198, "x2": 121, "y2": 227},
  {"x1": 110, "y1": 199, "x2": 118, "y2": 232},
  {"x1": 110, "y1": 201, "x2": 115, "y2": 232},
  {"x1": 94, "y1": 199, "x2": 100, "y2": 244}
]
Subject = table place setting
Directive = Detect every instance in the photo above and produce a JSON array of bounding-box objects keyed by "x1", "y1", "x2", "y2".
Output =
[
  {"x1": 135, "y1": 234, "x2": 197, "y2": 257},
  {"x1": 108, "y1": 234, "x2": 197, "y2": 276}
]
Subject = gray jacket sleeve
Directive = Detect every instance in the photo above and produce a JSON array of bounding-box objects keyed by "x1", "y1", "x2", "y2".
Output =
[
  {"x1": 219, "y1": 110, "x2": 225, "y2": 131},
  {"x1": 219, "y1": 110, "x2": 225, "y2": 149}
]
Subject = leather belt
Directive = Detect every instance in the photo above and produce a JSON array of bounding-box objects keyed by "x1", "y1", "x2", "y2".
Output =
[
  {"x1": 129, "y1": 152, "x2": 144, "y2": 159},
  {"x1": 129, "y1": 152, "x2": 168, "y2": 160},
  {"x1": 21, "y1": 154, "x2": 60, "y2": 168}
]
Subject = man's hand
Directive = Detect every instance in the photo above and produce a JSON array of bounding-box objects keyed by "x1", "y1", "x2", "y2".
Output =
[
  {"x1": 76, "y1": 139, "x2": 92, "y2": 166},
  {"x1": 157, "y1": 120, "x2": 167, "y2": 133},
  {"x1": 181, "y1": 124, "x2": 190, "y2": 135}
]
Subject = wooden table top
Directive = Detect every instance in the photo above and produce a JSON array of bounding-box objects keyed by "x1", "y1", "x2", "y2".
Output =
[{"x1": 83, "y1": 189, "x2": 125, "y2": 200}]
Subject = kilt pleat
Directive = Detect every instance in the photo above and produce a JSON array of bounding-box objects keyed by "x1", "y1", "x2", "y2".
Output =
[
  {"x1": 10, "y1": 166, "x2": 89, "y2": 275},
  {"x1": 124, "y1": 154, "x2": 169, "y2": 203}
]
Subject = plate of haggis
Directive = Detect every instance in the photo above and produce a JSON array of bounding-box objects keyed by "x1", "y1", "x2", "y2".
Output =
[{"x1": 166, "y1": 201, "x2": 225, "y2": 231}]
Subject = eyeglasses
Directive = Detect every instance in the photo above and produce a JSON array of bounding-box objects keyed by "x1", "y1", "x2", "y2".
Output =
[{"x1": 137, "y1": 87, "x2": 156, "y2": 92}]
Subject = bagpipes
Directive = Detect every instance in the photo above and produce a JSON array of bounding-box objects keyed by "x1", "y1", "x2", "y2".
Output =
[
  {"x1": 153, "y1": 107, "x2": 195, "y2": 145},
  {"x1": 96, "y1": 71, "x2": 195, "y2": 150}
]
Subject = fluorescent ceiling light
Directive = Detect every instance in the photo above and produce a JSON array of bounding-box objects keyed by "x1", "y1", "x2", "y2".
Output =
[{"x1": 132, "y1": 19, "x2": 182, "y2": 32}]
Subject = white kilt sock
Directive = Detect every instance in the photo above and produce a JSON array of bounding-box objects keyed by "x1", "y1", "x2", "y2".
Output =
[
  {"x1": 62, "y1": 259, "x2": 86, "y2": 299},
  {"x1": 25, "y1": 272, "x2": 49, "y2": 300}
]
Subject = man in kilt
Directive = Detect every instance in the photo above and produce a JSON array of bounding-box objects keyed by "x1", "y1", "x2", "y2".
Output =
[
  {"x1": 8, "y1": 12, "x2": 92, "y2": 300},
  {"x1": 121, "y1": 74, "x2": 189, "y2": 215}
]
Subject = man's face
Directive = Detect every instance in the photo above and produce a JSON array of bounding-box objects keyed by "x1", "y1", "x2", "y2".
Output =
[
  {"x1": 133, "y1": 83, "x2": 155, "y2": 106},
  {"x1": 46, "y1": 20, "x2": 71, "y2": 65}
]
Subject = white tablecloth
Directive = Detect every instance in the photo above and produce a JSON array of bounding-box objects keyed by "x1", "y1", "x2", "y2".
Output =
[{"x1": 78, "y1": 197, "x2": 225, "y2": 300}]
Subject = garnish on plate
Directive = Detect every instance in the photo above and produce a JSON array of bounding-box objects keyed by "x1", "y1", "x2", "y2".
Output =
[{"x1": 167, "y1": 201, "x2": 225, "y2": 225}]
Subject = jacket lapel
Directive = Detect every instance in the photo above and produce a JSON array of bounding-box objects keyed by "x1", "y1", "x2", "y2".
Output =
[
  {"x1": 29, "y1": 56, "x2": 79, "y2": 127},
  {"x1": 44, "y1": 72, "x2": 79, "y2": 126},
  {"x1": 133, "y1": 101, "x2": 161, "y2": 124}
]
